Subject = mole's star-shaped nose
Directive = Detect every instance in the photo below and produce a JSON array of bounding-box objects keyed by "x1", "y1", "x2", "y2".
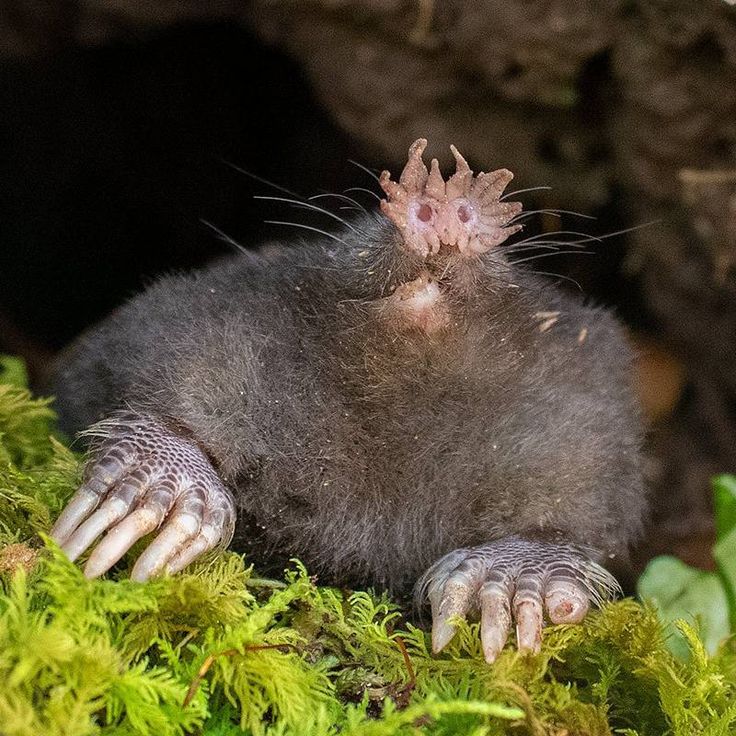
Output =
[{"x1": 379, "y1": 139, "x2": 523, "y2": 257}]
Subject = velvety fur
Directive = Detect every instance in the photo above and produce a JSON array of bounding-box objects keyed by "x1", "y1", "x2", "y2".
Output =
[{"x1": 51, "y1": 211, "x2": 645, "y2": 594}]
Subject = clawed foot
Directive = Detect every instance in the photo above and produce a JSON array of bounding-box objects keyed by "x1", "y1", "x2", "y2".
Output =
[
  {"x1": 50, "y1": 412, "x2": 236, "y2": 581},
  {"x1": 417, "y1": 536, "x2": 620, "y2": 663}
]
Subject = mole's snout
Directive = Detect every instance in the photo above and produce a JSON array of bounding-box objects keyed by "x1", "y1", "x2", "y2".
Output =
[{"x1": 379, "y1": 138, "x2": 524, "y2": 258}]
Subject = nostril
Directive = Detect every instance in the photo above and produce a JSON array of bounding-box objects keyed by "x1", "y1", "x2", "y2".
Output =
[
  {"x1": 457, "y1": 205, "x2": 471, "y2": 223},
  {"x1": 417, "y1": 203, "x2": 433, "y2": 222}
]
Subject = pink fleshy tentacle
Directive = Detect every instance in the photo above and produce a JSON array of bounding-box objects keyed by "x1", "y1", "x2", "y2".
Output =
[
  {"x1": 445, "y1": 145, "x2": 473, "y2": 200},
  {"x1": 426, "y1": 158, "x2": 446, "y2": 200},
  {"x1": 379, "y1": 139, "x2": 523, "y2": 257},
  {"x1": 399, "y1": 138, "x2": 429, "y2": 191}
]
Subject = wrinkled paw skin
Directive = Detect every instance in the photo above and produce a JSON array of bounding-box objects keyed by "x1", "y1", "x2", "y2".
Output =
[
  {"x1": 50, "y1": 412, "x2": 236, "y2": 581},
  {"x1": 417, "y1": 536, "x2": 621, "y2": 663}
]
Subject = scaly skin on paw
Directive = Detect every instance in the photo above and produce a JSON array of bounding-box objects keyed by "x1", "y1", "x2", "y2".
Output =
[
  {"x1": 417, "y1": 536, "x2": 621, "y2": 663},
  {"x1": 50, "y1": 412, "x2": 236, "y2": 581},
  {"x1": 379, "y1": 138, "x2": 523, "y2": 257}
]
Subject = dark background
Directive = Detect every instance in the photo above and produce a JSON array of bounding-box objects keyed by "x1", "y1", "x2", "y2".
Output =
[{"x1": 1, "y1": 0, "x2": 735, "y2": 573}]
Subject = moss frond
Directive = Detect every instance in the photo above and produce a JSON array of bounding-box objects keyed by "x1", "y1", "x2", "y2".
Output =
[
  {"x1": 0, "y1": 356, "x2": 58, "y2": 469},
  {"x1": 2, "y1": 357, "x2": 736, "y2": 735}
]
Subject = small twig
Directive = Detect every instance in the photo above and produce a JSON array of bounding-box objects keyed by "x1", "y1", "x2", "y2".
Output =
[
  {"x1": 394, "y1": 636, "x2": 417, "y2": 703},
  {"x1": 245, "y1": 576, "x2": 288, "y2": 589},
  {"x1": 182, "y1": 643, "x2": 295, "y2": 707},
  {"x1": 175, "y1": 628, "x2": 200, "y2": 653}
]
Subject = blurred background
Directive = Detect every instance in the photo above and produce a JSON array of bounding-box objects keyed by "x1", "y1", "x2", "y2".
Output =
[{"x1": 0, "y1": 0, "x2": 734, "y2": 576}]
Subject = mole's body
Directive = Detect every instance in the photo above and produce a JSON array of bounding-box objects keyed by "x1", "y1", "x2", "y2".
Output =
[{"x1": 50, "y1": 140, "x2": 645, "y2": 661}]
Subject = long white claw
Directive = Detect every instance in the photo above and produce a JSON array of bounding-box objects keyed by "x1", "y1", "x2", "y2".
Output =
[
  {"x1": 51, "y1": 454, "x2": 134, "y2": 544},
  {"x1": 430, "y1": 576, "x2": 476, "y2": 653},
  {"x1": 60, "y1": 496, "x2": 133, "y2": 562},
  {"x1": 545, "y1": 580, "x2": 589, "y2": 624},
  {"x1": 479, "y1": 585, "x2": 512, "y2": 663},
  {"x1": 50, "y1": 486, "x2": 104, "y2": 545},
  {"x1": 130, "y1": 512, "x2": 201, "y2": 582},
  {"x1": 514, "y1": 598, "x2": 544, "y2": 654},
  {"x1": 421, "y1": 538, "x2": 615, "y2": 664},
  {"x1": 164, "y1": 522, "x2": 222, "y2": 575},
  {"x1": 83, "y1": 507, "x2": 161, "y2": 578}
]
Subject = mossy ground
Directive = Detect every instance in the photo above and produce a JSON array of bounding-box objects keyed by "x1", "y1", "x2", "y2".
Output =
[{"x1": 1, "y1": 356, "x2": 735, "y2": 736}]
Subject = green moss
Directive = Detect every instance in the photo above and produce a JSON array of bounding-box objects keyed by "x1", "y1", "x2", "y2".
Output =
[{"x1": 1, "y1": 356, "x2": 735, "y2": 735}]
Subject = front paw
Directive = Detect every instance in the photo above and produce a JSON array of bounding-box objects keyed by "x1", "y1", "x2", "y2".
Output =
[
  {"x1": 50, "y1": 411, "x2": 236, "y2": 581},
  {"x1": 417, "y1": 536, "x2": 620, "y2": 663}
]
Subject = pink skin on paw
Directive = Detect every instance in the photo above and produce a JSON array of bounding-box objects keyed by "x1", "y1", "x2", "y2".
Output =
[
  {"x1": 379, "y1": 139, "x2": 523, "y2": 258},
  {"x1": 420, "y1": 538, "x2": 621, "y2": 664},
  {"x1": 50, "y1": 412, "x2": 237, "y2": 581}
]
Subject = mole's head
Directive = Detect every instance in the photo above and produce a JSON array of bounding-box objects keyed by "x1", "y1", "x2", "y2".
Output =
[
  {"x1": 379, "y1": 138, "x2": 522, "y2": 259},
  {"x1": 352, "y1": 140, "x2": 524, "y2": 334}
]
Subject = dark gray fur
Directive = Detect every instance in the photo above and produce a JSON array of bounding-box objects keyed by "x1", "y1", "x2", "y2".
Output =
[{"x1": 51, "y1": 211, "x2": 645, "y2": 594}]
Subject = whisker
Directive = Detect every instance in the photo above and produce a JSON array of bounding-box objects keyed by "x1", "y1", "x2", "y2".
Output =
[
  {"x1": 348, "y1": 159, "x2": 381, "y2": 182},
  {"x1": 254, "y1": 195, "x2": 360, "y2": 234},
  {"x1": 501, "y1": 185, "x2": 552, "y2": 200},
  {"x1": 506, "y1": 222, "x2": 658, "y2": 260},
  {"x1": 345, "y1": 186, "x2": 382, "y2": 202},
  {"x1": 509, "y1": 250, "x2": 595, "y2": 265},
  {"x1": 510, "y1": 208, "x2": 597, "y2": 224},
  {"x1": 504, "y1": 242, "x2": 588, "y2": 254},
  {"x1": 523, "y1": 223, "x2": 659, "y2": 254},
  {"x1": 583, "y1": 222, "x2": 659, "y2": 240},
  {"x1": 479, "y1": 270, "x2": 524, "y2": 290},
  {"x1": 310, "y1": 192, "x2": 368, "y2": 214},
  {"x1": 515, "y1": 222, "x2": 658, "y2": 248},
  {"x1": 511, "y1": 211, "x2": 561, "y2": 223},
  {"x1": 510, "y1": 229, "x2": 605, "y2": 247},
  {"x1": 263, "y1": 220, "x2": 350, "y2": 247},
  {"x1": 290, "y1": 200, "x2": 364, "y2": 224},
  {"x1": 545, "y1": 209, "x2": 596, "y2": 219},
  {"x1": 199, "y1": 219, "x2": 247, "y2": 253},
  {"x1": 222, "y1": 159, "x2": 304, "y2": 200},
  {"x1": 525, "y1": 269, "x2": 583, "y2": 291},
  {"x1": 505, "y1": 238, "x2": 590, "y2": 249}
]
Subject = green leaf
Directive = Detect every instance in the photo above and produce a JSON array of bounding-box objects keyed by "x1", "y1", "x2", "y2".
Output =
[
  {"x1": 713, "y1": 528, "x2": 736, "y2": 633},
  {"x1": 637, "y1": 556, "x2": 730, "y2": 658},
  {"x1": 713, "y1": 475, "x2": 736, "y2": 542},
  {"x1": 711, "y1": 475, "x2": 736, "y2": 633},
  {"x1": 637, "y1": 476, "x2": 736, "y2": 659}
]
